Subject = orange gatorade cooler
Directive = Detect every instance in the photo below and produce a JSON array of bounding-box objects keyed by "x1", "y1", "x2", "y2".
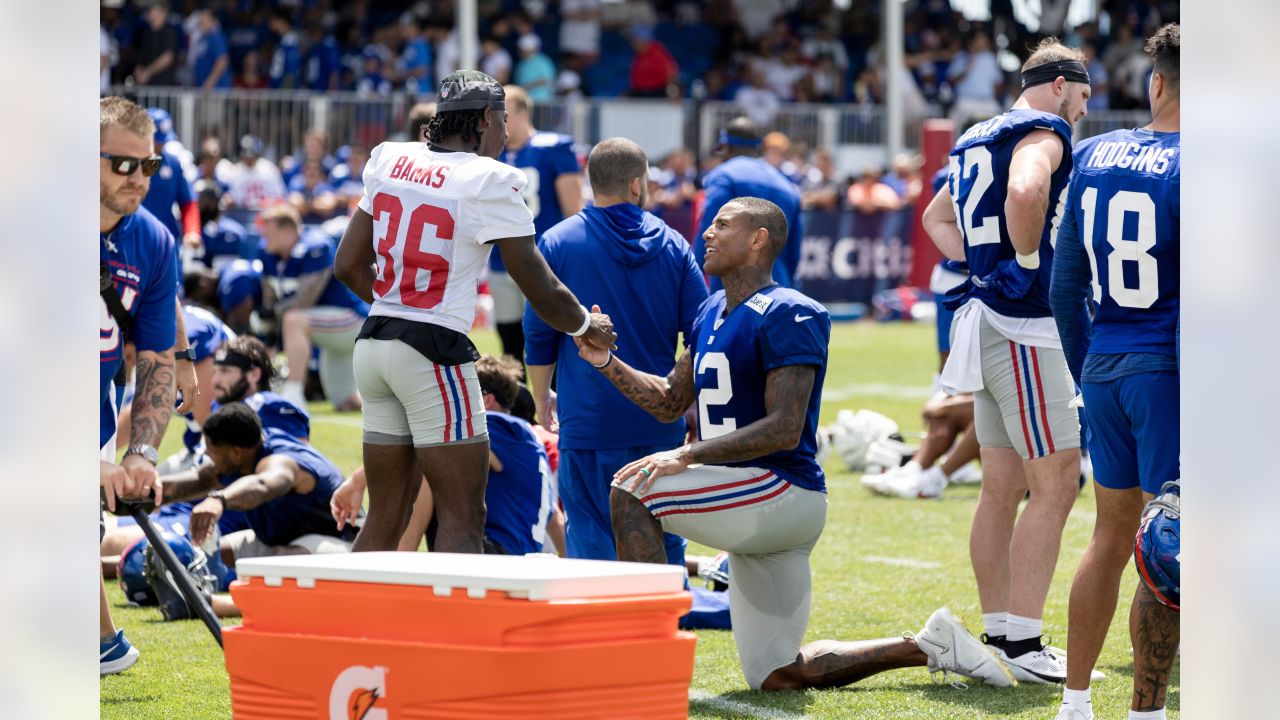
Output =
[{"x1": 224, "y1": 552, "x2": 696, "y2": 720}]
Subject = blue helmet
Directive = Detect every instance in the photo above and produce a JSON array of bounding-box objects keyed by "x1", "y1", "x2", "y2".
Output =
[
  {"x1": 118, "y1": 537, "x2": 157, "y2": 606},
  {"x1": 1134, "y1": 480, "x2": 1180, "y2": 611},
  {"x1": 139, "y1": 531, "x2": 217, "y2": 620}
]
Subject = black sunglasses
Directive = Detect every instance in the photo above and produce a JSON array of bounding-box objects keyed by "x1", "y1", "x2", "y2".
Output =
[{"x1": 100, "y1": 152, "x2": 164, "y2": 177}]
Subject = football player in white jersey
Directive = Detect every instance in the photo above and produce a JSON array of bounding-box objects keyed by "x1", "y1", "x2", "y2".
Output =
[{"x1": 335, "y1": 70, "x2": 615, "y2": 553}]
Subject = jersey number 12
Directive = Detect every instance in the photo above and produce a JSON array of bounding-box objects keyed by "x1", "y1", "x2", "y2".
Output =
[{"x1": 371, "y1": 192, "x2": 454, "y2": 309}]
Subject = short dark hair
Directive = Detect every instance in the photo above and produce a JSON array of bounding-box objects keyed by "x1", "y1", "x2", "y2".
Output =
[
  {"x1": 728, "y1": 197, "x2": 788, "y2": 262},
  {"x1": 475, "y1": 355, "x2": 523, "y2": 409},
  {"x1": 587, "y1": 138, "x2": 647, "y2": 198},
  {"x1": 425, "y1": 109, "x2": 487, "y2": 149},
  {"x1": 407, "y1": 102, "x2": 436, "y2": 142},
  {"x1": 222, "y1": 336, "x2": 275, "y2": 391},
  {"x1": 722, "y1": 116, "x2": 762, "y2": 157},
  {"x1": 1145, "y1": 23, "x2": 1179, "y2": 97},
  {"x1": 203, "y1": 403, "x2": 264, "y2": 448}
]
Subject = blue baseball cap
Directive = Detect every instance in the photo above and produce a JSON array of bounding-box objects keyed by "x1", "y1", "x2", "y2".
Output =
[{"x1": 147, "y1": 108, "x2": 177, "y2": 143}]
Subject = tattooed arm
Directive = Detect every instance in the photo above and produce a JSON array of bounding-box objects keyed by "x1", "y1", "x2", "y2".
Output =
[
  {"x1": 158, "y1": 462, "x2": 221, "y2": 504},
  {"x1": 582, "y1": 346, "x2": 696, "y2": 424},
  {"x1": 688, "y1": 364, "x2": 815, "y2": 464},
  {"x1": 612, "y1": 363, "x2": 817, "y2": 494},
  {"x1": 130, "y1": 348, "x2": 176, "y2": 449},
  {"x1": 274, "y1": 269, "x2": 331, "y2": 315},
  {"x1": 189, "y1": 455, "x2": 312, "y2": 545}
]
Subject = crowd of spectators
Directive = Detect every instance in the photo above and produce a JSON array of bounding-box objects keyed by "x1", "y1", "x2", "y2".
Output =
[{"x1": 104, "y1": 0, "x2": 1178, "y2": 115}]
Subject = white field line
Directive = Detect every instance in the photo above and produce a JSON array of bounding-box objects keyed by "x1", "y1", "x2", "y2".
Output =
[
  {"x1": 822, "y1": 382, "x2": 933, "y2": 401},
  {"x1": 861, "y1": 555, "x2": 941, "y2": 570},
  {"x1": 688, "y1": 689, "x2": 811, "y2": 720}
]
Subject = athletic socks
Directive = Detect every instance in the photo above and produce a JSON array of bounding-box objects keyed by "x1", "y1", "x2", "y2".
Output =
[
  {"x1": 282, "y1": 380, "x2": 305, "y2": 406},
  {"x1": 1006, "y1": 613, "x2": 1042, "y2": 642},
  {"x1": 1128, "y1": 711, "x2": 1165, "y2": 720},
  {"x1": 982, "y1": 612, "x2": 1007, "y2": 639},
  {"x1": 1062, "y1": 687, "x2": 1091, "y2": 714}
]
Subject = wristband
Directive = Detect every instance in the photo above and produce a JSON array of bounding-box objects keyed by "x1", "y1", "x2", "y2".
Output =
[
  {"x1": 568, "y1": 305, "x2": 592, "y2": 337},
  {"x1": 590, "y1": 351, "x2": 613, "y2": 370},
  {"x1": 174, "y1": 347, "x2": 197, "y2": 362},
  {"x1": 1015, "y1": 251, "x2": 1041, "y2": 270}
]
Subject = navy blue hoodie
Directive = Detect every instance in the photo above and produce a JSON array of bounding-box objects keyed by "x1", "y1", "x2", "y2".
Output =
[{"x1": 524, "y1": 203, "x2": 708, "y2": 450}]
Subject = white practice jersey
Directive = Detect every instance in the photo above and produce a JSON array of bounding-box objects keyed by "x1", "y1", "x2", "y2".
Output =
[
  {"x1": 222, "y1": 158, "x2": 285, "y2": 210},
  {"x1": 358, "y1": 142, "x2": 535, "y2": 335}
]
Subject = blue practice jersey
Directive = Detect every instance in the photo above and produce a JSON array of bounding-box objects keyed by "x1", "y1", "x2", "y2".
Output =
[
  {"x1": 141, "y1": 151, "x2": 194, "y2": 254},
  {"x1": 947, "y1": 110, "x2": 1074, "y2": 318},
  {"x1": 101, "y1": 207, "x2": 178, "y2": 448},
  {"x1": 690, "y1": 286, "x2": 830, "y2": 492},
  {"x1": 260, "y1": 230, "x2": 369, "y2": 315},
  {"x1": 216, "y1": 428, "x2": 344, "y2": 547},
  {"x1": 194, "y1": 216, "x2": 249, "y2": 273},
  {"x1": 492, "y1": 132, "x2": 580, "y2": 272},
  {"x1": 484, "y1": 412, "x2": 554, "y2": 556},
  {"x1": 178, "y1": 306, "x2": 234, "y2": 453},
  {"x1": 695, "y1": 156, "x2": 804, "y2": 290},
  {"x1": 196, "y1": 391, "x2": 310, "y2": 456},
  {"x1": 1061, "y1": 129, "x2": 1180, "y2": 356}
]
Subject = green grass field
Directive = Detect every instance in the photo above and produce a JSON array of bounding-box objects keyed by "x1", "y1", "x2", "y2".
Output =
[{"x1": 100, "y1": 322, "x2": 1178, "y2": 719}]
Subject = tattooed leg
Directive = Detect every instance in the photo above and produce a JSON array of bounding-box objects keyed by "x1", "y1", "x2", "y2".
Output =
[
  {"x1": 761, "y1": 638, "x2": 928, "y2": 691},
  {"x1": 610, "y1": 488, "x2": 666, "y2": 564},
  {"x1": 1130, "y1": 582, "x2": 1179, "y2": 711}
]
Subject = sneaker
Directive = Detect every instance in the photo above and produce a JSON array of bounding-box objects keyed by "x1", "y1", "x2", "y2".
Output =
[
  {"x1": 1053, "y1": 707, "x2": 1093, "y2": 720},
  {"x1": 995, "y1": 641, "x2": 1067, "y2": 684},
  {"x1": 913, "y1": 608, "x2": 1017, "y2": 688},
  {"x1": 1044, "y1": 644, "x2": 1106, "y2": 681},
  {"x1": 948, "y1": 463, "x2": 983, "y2": 485},
  {"x1": 100, "y1": 629, "x2": 140, "y2": 675},
  {"x1": 860, "y1": 465, "x2": 899, "y2": 495},
  {"x1": 883, "y1": 464, "x2": 948, "y2": 499}
]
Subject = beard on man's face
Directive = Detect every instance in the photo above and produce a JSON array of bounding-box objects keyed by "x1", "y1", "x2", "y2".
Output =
[
  {"x1": 101, "y1": 182, "x2": 145, "y2": 216},
  {"x1": 215, "y1": 376, "x2": 253, "y2": 404}
]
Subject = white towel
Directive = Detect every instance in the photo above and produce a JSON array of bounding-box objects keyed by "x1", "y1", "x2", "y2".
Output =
[{"x1": 938, "y1": 301, "x2": 985, "y2": 395}]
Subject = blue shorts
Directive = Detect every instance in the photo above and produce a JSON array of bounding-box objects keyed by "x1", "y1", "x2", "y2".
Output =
[
  {"x1": 560, "y1": 445, "x2": 686, "y2": 565},
  {"x1": 1082, "y1": 371, "x2": 1179, "y2": 495},
  {"x1": 935, "y1": 293, "x2": 956, "y2": 353}
]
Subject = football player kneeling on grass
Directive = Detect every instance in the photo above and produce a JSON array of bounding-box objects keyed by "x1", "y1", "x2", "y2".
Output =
[
  {"x1": 584, "y1": 196, "x2": 1015, "y2": 691},
  {"x1": 156, "y1": 402, "x2": 353, "y2": 617}
]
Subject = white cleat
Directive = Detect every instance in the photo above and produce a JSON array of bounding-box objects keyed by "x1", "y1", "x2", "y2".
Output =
[
  {"x1": 1053, "y1": 707, "x2": 1093, "y2": 720},
  {"x1": 947, "y1": 462, "x2": 983, "y2": 485},
  {"x1": 914, "y1": 608, "x2": 1017, "y2": 688},
  {"x1": 882, "y1": 464, "x2": 948, "y2": 499},
  {"x1": 1045, "y1": 645, "x2": 1105, "y2": 681},
  {"x1": 860, "y1": 465, "x2": 901, "y2": 495},
  {"x1": 995, "y1": 643, "x2": 1067, "y2": 684}
]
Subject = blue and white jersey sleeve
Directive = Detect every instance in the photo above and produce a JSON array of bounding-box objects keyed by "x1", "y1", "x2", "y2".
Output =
[{"x1": 760, "y1": 299, "x2": 829, "y2": 371}]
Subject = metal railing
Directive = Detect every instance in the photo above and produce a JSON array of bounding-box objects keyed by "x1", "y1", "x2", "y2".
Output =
[{"x1": 112, "y1": 87, "x2": 1149, "y2": 165}]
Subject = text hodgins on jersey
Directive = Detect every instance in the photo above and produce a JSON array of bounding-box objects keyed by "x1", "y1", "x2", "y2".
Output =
[{"x1": 388, "y1": 156, "x2": 455, "y2": 189}]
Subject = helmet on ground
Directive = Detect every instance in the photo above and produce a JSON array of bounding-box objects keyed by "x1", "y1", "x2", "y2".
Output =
[{"x1": 142, "y1": 531, "x2": 217, "y2": 621}]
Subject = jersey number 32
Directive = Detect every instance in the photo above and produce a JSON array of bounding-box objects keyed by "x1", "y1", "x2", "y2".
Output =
[{"x1": 371, "y1": 192, "x2": 454, "y2": 309}]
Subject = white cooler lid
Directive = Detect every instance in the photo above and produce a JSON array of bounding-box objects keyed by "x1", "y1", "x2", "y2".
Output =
[{"x1": 235, "y1": 552, "x2": 686, "y2": 601}]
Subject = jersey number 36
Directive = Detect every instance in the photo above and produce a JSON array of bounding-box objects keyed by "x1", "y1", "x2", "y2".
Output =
[{"x1": 371, "y1": 192, "x2": 454, "y2": 309}]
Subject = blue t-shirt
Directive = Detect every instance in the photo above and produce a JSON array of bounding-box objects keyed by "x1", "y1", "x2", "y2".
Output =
[
  {"x1": 199, "y1": 391, "x2": 311, "y2": 456},
  {"x1": 101, "y1": 208, "x2": 178, "y2": 448},
  {"x1": 193, "y1": 28, "x2": 231, "y2": 88},
  {"x1": 514, "y1": 53, "x2": 557, "y2": 103},
  {"x1": 141, "y1": 151, "x2": 194, "y2": 251},
  {"x1": 195, "y1": 216, "x2": 249, "y2": 272},
  {"x1": 492, "y1": 132, "x2": 580, "y2": 272},
  {"x1": 268, "y1": 32, "x2": 302, "y2": 89},
  {"x1": 400, "y1": 38, "x2": 432, "y2": 93},
  {"x1": 260, "y1": 231, "x2": 369, "y2": 315},
  {"x1": 1050, "y1": 128, "x2": 1180, "y2": 384},
  {"x1": 695, "y1": 156, "x2": 804, "y2": 290},
  {"x1": 946, "y1": 109, "x2": 1074, "y2": 318},
  {"x1": 524, "y1": 203, "x2": 708, "y2": 450},
  {"x1": 216, "y1": 428, "x2": 344, "y2": 547},
  {"x1": 303, "y1": 35, "x2": 340, "y2": 91},
  {"x1": 485, "y1": 412, "x2": 554, "y2": 556},
  {"x1": 689, "y1": 286, "x2": 830, "y2": 492},
  {"x1": 179, "y1": 305, "x2": 235, "y2": 452}
]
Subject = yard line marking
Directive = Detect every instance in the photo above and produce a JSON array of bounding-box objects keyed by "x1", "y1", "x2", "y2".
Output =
[
  {"x1": 688, "y1": 689, "x2": 810, "y2": 720},
  {"x1": 822, "y1": 382, "x2": 933, "y2": 401},
  {"x1": 861, "y1": 555, "x2": 941, "y2": 570}
]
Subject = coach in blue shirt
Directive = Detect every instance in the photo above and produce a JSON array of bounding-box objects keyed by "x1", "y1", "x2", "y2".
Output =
[
  {"x1": 694, "y1": 116, "x2": 803, "y2": 291},
  {"x1": 524, "y1": 137, "x2": 708, "y2": 562}
]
